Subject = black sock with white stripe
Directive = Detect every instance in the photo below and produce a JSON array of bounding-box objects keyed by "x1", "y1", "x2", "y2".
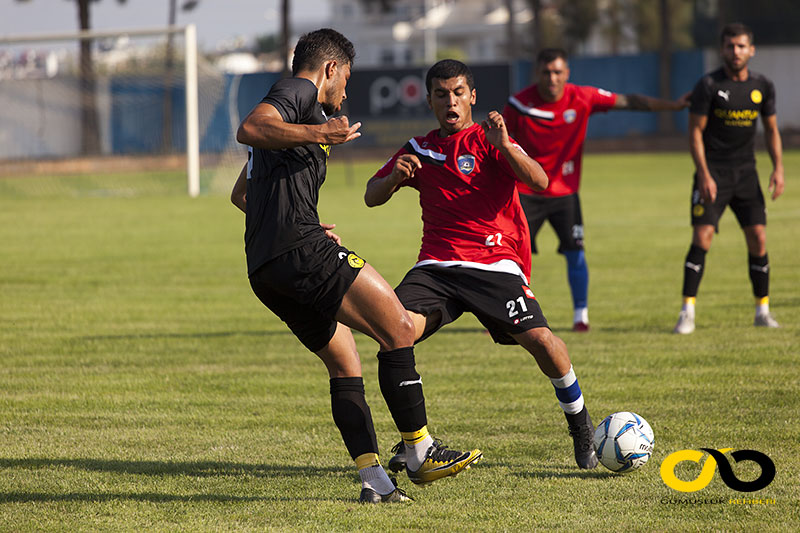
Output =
[
  {"x1": 377, "y1": 347, "x2": 427, "y2": 433},
  {"x1": 682, "y1": 245, "x2": 707, "y2": 298},
  {"x1": 748, "y1": 253, "x2": 769, "y2": 299}
]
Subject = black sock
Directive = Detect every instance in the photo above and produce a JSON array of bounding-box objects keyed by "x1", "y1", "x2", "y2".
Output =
[
  {"x1": 377, "y1": 347, "x2": 427, "y2": 432},
  {"x1": 565, "y1": 406, "x2": 592, "y2": 428},
  {"x1": 329, "y1": 377, "x2": 378, "y2": 460},
  {"x1": 682, "y1": 245, "x2": 707, "y2": 297},
  {"x1": 748, "y1": 253, "x2": 769, "y2": 299}
]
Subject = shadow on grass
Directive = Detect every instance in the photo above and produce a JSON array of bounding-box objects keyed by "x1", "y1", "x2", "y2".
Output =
[
  {"x1": 511, "y1": 465, "x2": 613, "y2": 480},
  {"x1": 0, "y1": 457, "x2": 341, "y2": 478},
  {"x1": 78, "y1": 330, "x2": 293, "y2": 342},
  {"x1": 0, "y1": 458, "x2": 361, "y2": 504},
  {"x1": 0, "y1": 491, "x2": 317, "y2": 503}
]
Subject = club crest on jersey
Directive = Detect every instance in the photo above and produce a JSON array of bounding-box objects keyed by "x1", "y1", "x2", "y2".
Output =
[
  {"x1": 751, "y1": 90, "x2": 763, "y2": 104},
  {"x1": 563, "y1": 109, "x2": 577, "y2": 123},
  {"x1": 457, "y1": 154, "x2": 476, "y2": 175}
]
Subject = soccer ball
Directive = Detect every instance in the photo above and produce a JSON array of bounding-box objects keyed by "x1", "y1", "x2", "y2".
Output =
[{"x1": 593, "y1": 412, "x2": 654, "y2": 472}]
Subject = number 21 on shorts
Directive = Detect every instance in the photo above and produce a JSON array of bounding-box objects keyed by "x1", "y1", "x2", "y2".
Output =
[{"x1": 507, "y1": 286, "x2": 536, "y2": 318}]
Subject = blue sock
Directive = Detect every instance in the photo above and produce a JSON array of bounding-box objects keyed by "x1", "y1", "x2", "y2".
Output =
[
  {"x1": 564, "y1": 250, "x2": 588, "y2": 310},
  {"x1": 550, "y1": 366, "x2": 584, "y2": 414}
]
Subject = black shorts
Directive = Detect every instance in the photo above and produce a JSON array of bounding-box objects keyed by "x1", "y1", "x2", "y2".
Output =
[
  {"x1": 395, "y1": 265, "x2": 549, "y2": 346},
  {"x1": 248, "y1": 237, "x2": 366, "y2": 352},
  {"x1": 518, "y1": 192, "x2": 584, "y2": 254},
  {"x1": 691, "y1": 163, "x2": 766, "y2": 230}
]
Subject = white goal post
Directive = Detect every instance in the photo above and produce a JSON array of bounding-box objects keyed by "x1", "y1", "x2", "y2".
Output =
[{"x1": 0, "y1": 24, "x2": 201, "y2": 197}]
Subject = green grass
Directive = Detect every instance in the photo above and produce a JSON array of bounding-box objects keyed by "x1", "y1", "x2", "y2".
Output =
[{"x1": 1, "y1": 151, "x2": 798, "y2": 531}]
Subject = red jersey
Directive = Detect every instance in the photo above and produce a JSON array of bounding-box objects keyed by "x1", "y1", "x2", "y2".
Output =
[
  {"x1": 503, "y1": 83, "x2": 617, "y2": 197},
  {"x1": 374, "y1": 123, "x2": 532, "y2": 279}
]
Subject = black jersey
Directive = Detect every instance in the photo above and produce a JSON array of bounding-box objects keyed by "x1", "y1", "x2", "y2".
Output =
[
  {"x1": 689, "y1": 68, "x2": 776, "y2": 165},
  {"x1": 244, "y1": 77, "x2": 332, "y2": 275}
]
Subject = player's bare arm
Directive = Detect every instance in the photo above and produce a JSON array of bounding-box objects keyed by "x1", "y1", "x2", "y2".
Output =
[
  {"x1": 614, "y1": 92, "x2": 690, "y2": 111},
  {"x1": 762, "y1": 114, "x2": 785, "y2": 200},
  {"x1": 481, "y1": 110, "x2": 548, "y2": 192},
  {"x1": 231, "y1": 163, "x2": 247, "y2": 213},
  {"x1": 688, "y1": 113, "x2": 717, "y2": 203},
  {"x1": 364, "y1": 154, "x2": 422, "y2": 207},
  {"x1": 236, "y1": 102, "x2": 361, "y2": 149}
]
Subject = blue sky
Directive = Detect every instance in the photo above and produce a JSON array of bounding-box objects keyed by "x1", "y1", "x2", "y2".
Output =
[{"x1": 1, "y1": 0, "x2": 331, "y2": 49}]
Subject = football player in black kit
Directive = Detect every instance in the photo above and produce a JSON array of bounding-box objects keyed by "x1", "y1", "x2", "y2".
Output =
[
  {"x1": 230, "y1": 29, "x2": 481, "y2": 503},
  {"x1": 674, "y1": 22, "x2": 785, "y2": 334}
]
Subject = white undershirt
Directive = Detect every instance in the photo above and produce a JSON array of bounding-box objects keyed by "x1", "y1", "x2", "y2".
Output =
[{"x1": 413, "y1": 258, "x2": 528, "y2": 284}]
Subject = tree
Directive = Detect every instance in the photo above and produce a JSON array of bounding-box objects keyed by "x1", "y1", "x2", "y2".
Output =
[
  {"x1": 559, "y1": 0, "x2": 598, "y2": 54},
  {"x1": 255, "y1": 34, "x2": 280, "y2": 55},
  {"x1": 15, "y1": 0, "x2": 128, "y2": 155},
  {"x1": 693, "y1": 0, "x2": 800, "y2": 47},
  {"x1": 280, "y1": 0, "x2": 290, "y2": 77},
  {"x1": 657, "y1": 0, "x2": 674, "y2": 134},
  {"x1": 525, "y1": 0, "x2": 598, "y2": 56}
]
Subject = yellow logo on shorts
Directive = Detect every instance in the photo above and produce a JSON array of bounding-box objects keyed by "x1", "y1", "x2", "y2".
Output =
[
  {"x1": 751, "y1": 90, "x2": 762, "y2": 104},
  {"x1": 347, "y1": 253, "x2": 365, "y2": 269},
  {"x1": 692, "y1": 204, "x2": 705, "y2": 217}
]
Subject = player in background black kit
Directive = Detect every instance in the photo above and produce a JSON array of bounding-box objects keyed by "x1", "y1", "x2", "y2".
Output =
[
  {"x1": 673, "y1": 23, "x2": 785, "y2": 334},
  {"x1": 231, "y1": 29, "x2": 480, "y2": 504}
]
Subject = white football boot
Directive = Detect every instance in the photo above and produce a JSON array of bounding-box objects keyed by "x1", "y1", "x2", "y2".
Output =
[
  {"x1": 754, "y1": 312, "x2": 779, "y2": 328},
  {"x1": 673, "y1": 310, "x2": 695, "y2": 334}
]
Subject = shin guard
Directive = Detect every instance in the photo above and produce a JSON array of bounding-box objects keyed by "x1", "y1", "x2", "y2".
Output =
[
  {"x1": 330, "y1": 377, "x2": 379, "y2": 460},
  {"x1": 377, "y1": 347, "x2": 427, "y2": 433}
]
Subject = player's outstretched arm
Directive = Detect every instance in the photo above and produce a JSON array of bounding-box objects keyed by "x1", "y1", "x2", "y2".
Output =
[
  {"x1": 231, "y1": 163, "x2": 247, "y2": 213},
  {"x1": 763, "y1": 114, "x2": 785, "y2": 200},
  {"x1": 614, "y1": 92, "x2": 690, "y2": 111},
  {"x1": 482, "y1": 110, "x2": 548, "y2": 192},
  {"x1": 236, "y1": 102, "x2": 361, "y2": 150},
  {"x1": 364, "y1": 154, "x2": 421, "y2": 207}
]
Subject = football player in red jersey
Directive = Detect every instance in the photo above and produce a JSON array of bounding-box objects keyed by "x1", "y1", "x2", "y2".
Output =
[
  {"x1": 366, "y1": 59, "x2": 599, "y2": 471},
  {"x1": 504, "y1": 48, "x2": 689, "y2": 331}
]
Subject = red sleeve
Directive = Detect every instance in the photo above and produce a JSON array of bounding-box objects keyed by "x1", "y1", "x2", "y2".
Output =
[
  {"x1": 585, "y1": 86, "x2": 618, "y2": 113},
  {"x1": 373, "y1": 145, "x2": 416, "y2": 188}
]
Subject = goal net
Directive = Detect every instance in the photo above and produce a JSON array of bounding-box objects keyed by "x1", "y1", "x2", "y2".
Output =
[{"x1": 0, "y1": 25, "x2": 245, "y2": 197}]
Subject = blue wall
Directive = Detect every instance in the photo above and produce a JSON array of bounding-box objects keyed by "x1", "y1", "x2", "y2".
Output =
[
  {"x1": 109, "y1": 51, "x2": 705, "y2": 154},
  {"x1": 109, "y1": 72, "x2": 282, "y2": 155},
  {"x1": 513, "y1": 50, "x2": 704, "y2": 138}
]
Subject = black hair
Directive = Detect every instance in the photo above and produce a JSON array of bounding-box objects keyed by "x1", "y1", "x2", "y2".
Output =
[
  {"x1": 720, "y1": 22, "x2": 753, "y2": 45},
  {"x1": 536, "y1": 48, "x2": 568, "y2": 66},
  {"x1": 291, "y1": 28, "x2": 355, "y2": 75},
  {"x1": 425, "y1": 59, "x2": 474, "y2": 94}
]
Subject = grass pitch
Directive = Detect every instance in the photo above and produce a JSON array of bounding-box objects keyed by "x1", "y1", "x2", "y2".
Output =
[{"x1": 1, "y1": 151, "x2": 798, "y2": 531}]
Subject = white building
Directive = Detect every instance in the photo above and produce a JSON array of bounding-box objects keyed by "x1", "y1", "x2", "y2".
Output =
[{"x1": 322, "y1": 0, "x2": 534, "y2": 67}]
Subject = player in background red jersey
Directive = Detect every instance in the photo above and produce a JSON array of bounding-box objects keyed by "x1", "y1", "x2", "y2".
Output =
[
  {"x1": 504, "y1": 48, "x2": 689, "y2": 331},
  {"x1": 366, "y1": 59, "x2": 599, "y2": 471}
]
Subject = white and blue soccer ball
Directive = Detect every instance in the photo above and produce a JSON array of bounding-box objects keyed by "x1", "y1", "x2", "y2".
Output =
[{"x1": 593, "y1": 412, "x2": 654, "y2": 472}]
